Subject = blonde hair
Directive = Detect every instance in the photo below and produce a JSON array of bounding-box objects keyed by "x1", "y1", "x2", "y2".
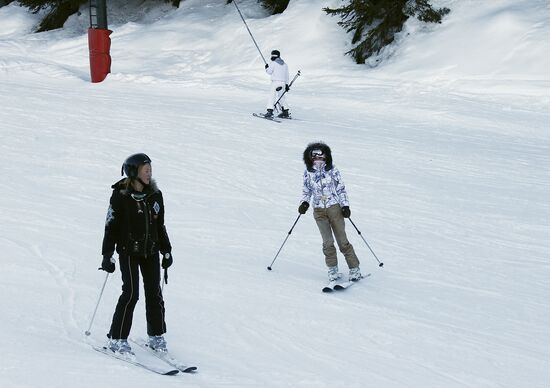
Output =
[{"x1": 122, "y1": 177, "x2": 134, "y2": 190}]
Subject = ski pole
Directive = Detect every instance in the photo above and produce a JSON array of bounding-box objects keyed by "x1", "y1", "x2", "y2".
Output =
[
  {"x1": 274, "y1": 70, "x2": 301, "y2": 111},
  {"x1": 84, "y1": 271, "x2": 110, "y2": 336},
  {"x1": 348, "y1": 218, "x2": 384, "y2": 267},
  {"x1": 161, "y1": 268, "x2": 168, "y2": 293},
  {"x1": 229, "y1": 0, "x2": 267, "y2": 65},
  {"x1": 267, "y1": 214, "x2": 301, "y2": 271}
]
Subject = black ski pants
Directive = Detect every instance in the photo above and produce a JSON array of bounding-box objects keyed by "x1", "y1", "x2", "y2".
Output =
[{"x1": 109, "y1": 254, "x2": 166, "y2": 340}]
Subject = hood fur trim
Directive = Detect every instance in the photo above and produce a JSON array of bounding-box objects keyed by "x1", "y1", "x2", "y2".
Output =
[
  {"x1": 112, "y1": 178, "x2": 160, "y2": 195},
  {"x1": 303, "y1": 142, "x2": 333, "y2": 171}
]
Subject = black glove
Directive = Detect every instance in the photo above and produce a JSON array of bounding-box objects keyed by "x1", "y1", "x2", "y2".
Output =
[
  {"x1": 161, "y1": 252, "x2": 173, "y2": 269},
  {"x1": 285, "y1": 84, "x2": 290, "y2": 92},
  {"x1": 342, "y1": 206, "x2": 351, "y2": 218},
  {"x1": 100, "y1": 255, "x2": 115, "y2": 273},
  {"x1": 298, "y1": 202, "x2": 309, "y2": 214},
  {"x1": 265, "y1": 63, "x2": 269, "y2": 69}
]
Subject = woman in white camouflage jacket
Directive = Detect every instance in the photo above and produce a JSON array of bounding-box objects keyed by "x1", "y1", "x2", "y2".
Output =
[{"x1": 299, "y1": 142, "x2": 362, "y2": 282}]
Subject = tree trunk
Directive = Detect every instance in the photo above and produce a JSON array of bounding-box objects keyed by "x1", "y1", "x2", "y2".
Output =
[{"x1": 36, "y1": 0, "x2": 86, "y2": 32}]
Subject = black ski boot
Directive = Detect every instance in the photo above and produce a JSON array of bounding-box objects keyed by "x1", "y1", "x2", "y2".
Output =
[
  {"x1": 278, "y1": 109, "x2": 290, "y2": 118},
  {"x1": 264, "y1": 109, "x2": 274, "y2": 118}
]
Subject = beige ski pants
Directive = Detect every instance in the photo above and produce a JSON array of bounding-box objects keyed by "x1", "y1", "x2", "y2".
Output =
[{"x1": 313, "y1": 204, "x2": 360, "y2": 269}]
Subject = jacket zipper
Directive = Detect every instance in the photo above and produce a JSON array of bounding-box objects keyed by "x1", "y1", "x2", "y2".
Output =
[
  {"x1": 318, "y1": 168, "x2": 327, "y2": 209},
  {"x1": 143, "y1": 201, "x2": 150, "y2": 257}
]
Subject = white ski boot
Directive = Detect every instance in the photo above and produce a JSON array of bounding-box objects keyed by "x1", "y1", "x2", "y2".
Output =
[
  {"x1": 108, "y1": 339, "x2": 135, "y2": 357},
  {"x1": 148, "y1": 335, "x2": 168, "y2": 352},
  {"x1": 349, "y1": 267, "x2": 362, "y2": 281},
  {"x1": 328, "y1": 266, "x2": 341, "y2": 282}
]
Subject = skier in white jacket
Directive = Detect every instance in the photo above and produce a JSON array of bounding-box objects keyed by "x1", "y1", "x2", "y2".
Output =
[{"x1": 264, "y1": 49, "x2": 290, "y2": 118}]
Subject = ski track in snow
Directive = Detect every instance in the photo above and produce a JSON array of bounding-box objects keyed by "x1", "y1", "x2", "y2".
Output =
[{"x1": 2, "y1": 74, "x2": 550, "y2": 387}]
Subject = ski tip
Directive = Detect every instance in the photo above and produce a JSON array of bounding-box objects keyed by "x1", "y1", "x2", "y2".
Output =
[
  {"x1": 164, "y1": 369, "x2": 180, "y2": 375},
  {"x1": 182, "y1": 366, "x2": 198, "y2": 373}
]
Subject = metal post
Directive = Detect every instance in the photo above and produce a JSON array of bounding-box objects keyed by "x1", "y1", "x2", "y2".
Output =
[{"x1": 96, "y1": 0, "x2": 108, "y2": 29}]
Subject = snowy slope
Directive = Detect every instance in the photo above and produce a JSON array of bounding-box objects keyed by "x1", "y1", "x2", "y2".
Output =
[{"x1": 1, "y1": 0, "x2": 550, "y2": 387}]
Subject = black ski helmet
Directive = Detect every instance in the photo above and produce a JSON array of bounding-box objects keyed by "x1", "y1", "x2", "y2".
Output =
[
  {"x1": 121, "y1": 153, "x2": 152, "y2": 178},
  {"x1": 271, "y1": 49, "x2": 280, "y2": 58}
]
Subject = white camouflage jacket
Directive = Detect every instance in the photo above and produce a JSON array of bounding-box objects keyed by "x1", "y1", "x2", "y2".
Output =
[
  {"x1": 301, "y1": 164, "x2": 349, "y2": 209},
  {"x1": 266, "y1": 58, "x2": 289, "y2": 83}
]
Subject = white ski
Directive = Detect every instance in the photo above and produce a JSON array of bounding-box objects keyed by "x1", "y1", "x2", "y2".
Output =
[
  {"x1": 323, "y1": 273, "x2": 371, "y2": 292},
  {"x1": 322, "y1": 280, "x2": 339, "y2": 293},
  {"x1": 333, "y1": 281, "x2": 354, "y2": 290},
  {"x1": 252, "y1": 113, "x2": 282, "y2": 123},
  {"x1": 132, "y1": 338, "x2": 197, "y2": 373},
  {"x1": 92, "y1": 343, "x2": 179, "y2": 375}
]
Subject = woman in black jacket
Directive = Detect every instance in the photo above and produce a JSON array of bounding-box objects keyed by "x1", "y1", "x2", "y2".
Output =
[{"x1": 100, "y1": 153, "x2": 173, "y2": 356}]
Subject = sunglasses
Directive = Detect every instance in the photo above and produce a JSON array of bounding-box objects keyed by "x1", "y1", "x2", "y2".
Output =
[{"x1": 311, "y1": 150, "x2": 325, "y2": 158}]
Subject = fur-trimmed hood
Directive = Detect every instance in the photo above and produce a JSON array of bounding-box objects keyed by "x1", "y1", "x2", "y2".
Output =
[
  {"x1": 111, "y1": 178, "x2": 160, "y2": 195},
  {"x1": 303, "y1": 142, "x2": 333, "y2": 172}
]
